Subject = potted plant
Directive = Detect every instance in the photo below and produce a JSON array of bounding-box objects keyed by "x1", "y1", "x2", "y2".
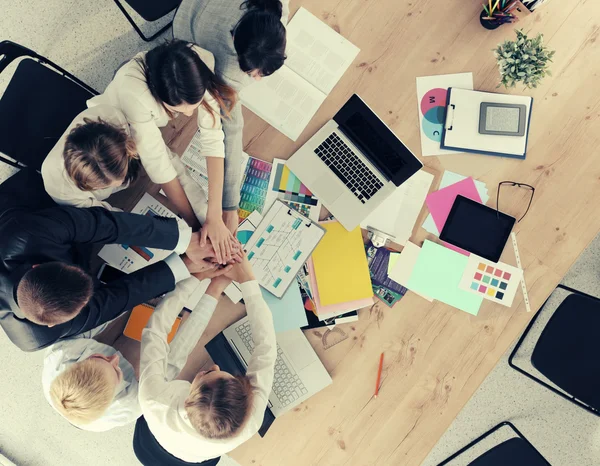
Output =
[{"x1": 494, "y1": 29, "x2": 555, "y2": 88}]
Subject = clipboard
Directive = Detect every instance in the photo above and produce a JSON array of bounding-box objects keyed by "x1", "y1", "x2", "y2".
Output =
[
  {"x1": 244, "y1": 200, "x2": 326, "y2": 298},
  {"x1": 441, "y1": 88, "x2": 534, "y2": 159}
]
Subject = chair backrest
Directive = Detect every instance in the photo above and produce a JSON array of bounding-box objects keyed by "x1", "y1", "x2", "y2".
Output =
[
  {"x1": 121, "y1": 0, "x2": 182, "y2": 21},
  {"x1": 0, "y1": 41, "x2": 97, "y2": 170}
]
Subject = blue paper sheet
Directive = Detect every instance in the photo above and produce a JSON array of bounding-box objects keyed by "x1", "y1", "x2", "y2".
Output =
[{"x1": 261, "y1": 280, "x2": 308, "y2": 332}]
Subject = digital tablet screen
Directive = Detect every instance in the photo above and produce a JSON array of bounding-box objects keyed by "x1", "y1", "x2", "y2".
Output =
[{"x1": 439, "y1": 196, "x2": 515, "y2": 262}]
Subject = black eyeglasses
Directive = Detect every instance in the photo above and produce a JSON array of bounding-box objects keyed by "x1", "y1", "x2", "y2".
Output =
[{"x1": 496, "y1": 181, "x2": 535, "y2": 223}]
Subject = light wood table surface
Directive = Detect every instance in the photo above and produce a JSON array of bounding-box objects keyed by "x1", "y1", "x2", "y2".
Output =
[{"x1": 106, "y1": 1, "x2": 600, "y2": 464}]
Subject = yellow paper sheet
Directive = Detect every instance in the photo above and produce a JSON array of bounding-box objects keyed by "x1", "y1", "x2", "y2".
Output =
[{"x1": 311, "y1": 221, "x2": 372, "y2": 306}]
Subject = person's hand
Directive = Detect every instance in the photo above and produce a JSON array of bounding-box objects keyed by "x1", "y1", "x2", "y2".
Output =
[
  {"x1": 192, "y1": 263, "x2": 234, "y2": 282},
  {"x1": 225, "y1": 251, "x2": 256, "y2": 284},
  {"x1": 183, "y1": 256, "x2": 219, "y2": 275},
  {"x1": 185, "y1": 232, "x2": 217, "y2": 264},
  {"x1": 205, "y1": 273, "x2": 234, "y2": 298},
  {"x1": 200, "y1": 216, "x2": 239, "y2": 265},
  {"x1": 222, "y1": 210, "x2": 239, "y2": 236}
]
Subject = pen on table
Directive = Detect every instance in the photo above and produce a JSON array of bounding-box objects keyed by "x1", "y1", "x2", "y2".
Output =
[{"x1": 374, "y1": 352, "x2": 384, "y2": 398}]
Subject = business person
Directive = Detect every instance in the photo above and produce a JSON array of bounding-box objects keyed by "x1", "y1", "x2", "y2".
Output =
[
  {"x1": 173, "y1": 0, "x2": 289, "y2": 231},
  {"x1": 41, "y1": 264, "x2": 228, "y2": 432},
  {"x1": 88, "y1": 41, "x2": 238, "y2": 264},
  {"x1": 0, "y1": 169, "x2": 217, "y2": 352},
  {"x1": 41, "y1": 105, "x2": 211, "y2": 224},
  {"x1": 134, "y1": 253, "x2": 276, "y2": 465}
]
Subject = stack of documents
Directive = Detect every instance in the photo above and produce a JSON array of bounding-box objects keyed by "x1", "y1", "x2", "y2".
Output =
[{"x1": 308, "y1": 221, "x2": 373, "y2": 318}]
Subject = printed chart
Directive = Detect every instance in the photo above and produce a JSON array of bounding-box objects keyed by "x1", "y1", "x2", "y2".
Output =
[{"x1": 244, "y1": 200, "x2": 325, "y2": 297}]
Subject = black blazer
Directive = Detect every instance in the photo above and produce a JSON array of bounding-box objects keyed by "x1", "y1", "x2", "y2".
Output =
[{"x1": 0, "y1": 169, "x2": 182, "y2": 351}]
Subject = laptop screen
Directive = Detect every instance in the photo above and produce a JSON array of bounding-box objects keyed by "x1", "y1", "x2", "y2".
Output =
[{"x1": 335, "y1": 94, "x2": 422, "y2": 186}]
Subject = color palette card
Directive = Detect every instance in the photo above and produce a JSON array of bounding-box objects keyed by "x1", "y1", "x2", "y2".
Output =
[
  {"x1": 238, "y1": 157, "x2": 273, "y2": 220},
  {"x1": 406, "y1": 240, "x2": 483, "y2": 315},
  {"x1": 458, "y1": 255, "x2": 523, "y2": 307}
]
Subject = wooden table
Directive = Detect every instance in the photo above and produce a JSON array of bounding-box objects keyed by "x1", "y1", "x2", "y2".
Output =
[{"x1": 107, "y1": 1, "x2": 600, "y2": 464}]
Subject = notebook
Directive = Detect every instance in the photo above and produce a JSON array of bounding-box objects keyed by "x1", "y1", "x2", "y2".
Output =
[
  {"x1": 240, "y1": 7, "x2": 360, "y2": 141},
  {"x1": 441, "y1": 88, "x2": 533, "y2": 159},
  {"x1": 124, "y1": 304, "x2": 181, "y2": 343},
  {"x1": 311, "y1": 221, "x2": 373, "y2": 306}
]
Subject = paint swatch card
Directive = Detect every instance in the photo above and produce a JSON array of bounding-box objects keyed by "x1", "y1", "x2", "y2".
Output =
[
  {"x1": 264, "y1": 158, "x2": 322, "y2": 221},
  {"x1": 458, "y1": 255, "x2": 523, "y2": 307},
  {"x1": 416, "y1": 73, "x2": 473, "y2": 157},
  {"x1": 239, "y1": 157, "x2": 273, "y2": 220}
]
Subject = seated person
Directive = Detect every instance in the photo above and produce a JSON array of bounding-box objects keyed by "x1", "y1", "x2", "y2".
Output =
[
  {"x1": 41, "y1": 105, "x2": 209, "y2": 223},
  {"x1": 42, "y1": 263, "x2": 228, "y2": 432},
  {"x1": 174, "y1": 0, "x2": 289, "y2": 232},
  {"x1": 41, "y1": 104, "x2": 141, "y2": 211},
  {"x1": 88, "y1": 40, "x2": 238, "y2": 264},
  {"x1": 0, "y1": 169, "x2": 219, "y2": 352},
  {"x1": 134, "y1": 253, "x2": 276, "y2": 465}
]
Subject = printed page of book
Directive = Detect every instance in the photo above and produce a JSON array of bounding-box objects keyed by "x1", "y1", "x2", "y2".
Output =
[
  {"x1": 240, "y1": 65, "x2": 326, "y2": 141},
  {"x1": 285, "y1": 7, "x2": 360, "y2": 95}
]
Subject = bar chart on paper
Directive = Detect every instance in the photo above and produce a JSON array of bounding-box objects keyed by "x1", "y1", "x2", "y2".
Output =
[{"x1": 244, "y1": 200, "x2": 325, "y2": 297}]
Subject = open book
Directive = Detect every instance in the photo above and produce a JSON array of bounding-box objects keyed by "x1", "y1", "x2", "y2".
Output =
[{"x1": 240, "y1": 7, "x2": 360, "y2": 141}]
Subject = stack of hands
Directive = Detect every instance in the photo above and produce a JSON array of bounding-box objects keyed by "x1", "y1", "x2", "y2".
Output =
[{"x1": 182, "y1": 230, "x2": 255, "y2": 294}]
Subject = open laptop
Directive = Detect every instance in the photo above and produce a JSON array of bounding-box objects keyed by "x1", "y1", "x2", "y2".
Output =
[
  {"x1": 287, "y1": 94, "x2": 423, "y2": 231},
  {"x1": 207, "y1": 316, "x2": 332, "y2": 421}
]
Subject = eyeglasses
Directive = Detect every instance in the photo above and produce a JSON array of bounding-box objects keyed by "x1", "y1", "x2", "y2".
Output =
[{"x1": 496, "y1": 181, "x2": 535, "y2": 223}]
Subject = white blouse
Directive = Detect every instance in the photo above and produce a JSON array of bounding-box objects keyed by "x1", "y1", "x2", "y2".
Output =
[
  {"x1": 42, "y1": 338, "x2": 140, "y2": 432},
  {"x1": 88, "y1": 45, "x2": 225, "y2": 185},
  {"x1": 41, "y1": 105, "x2": 130, "y2": 211}
]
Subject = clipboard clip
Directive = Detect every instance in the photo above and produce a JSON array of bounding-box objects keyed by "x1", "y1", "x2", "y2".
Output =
[
  {"x1": 445, "y1": 104, "x2": 456, "y2": 131},
  {"x1": 287, "y1": 208, "x2": 312, "y2": 227},
  {"x1": 367, "y1": 227, "x2": 395, "y2": 248}
]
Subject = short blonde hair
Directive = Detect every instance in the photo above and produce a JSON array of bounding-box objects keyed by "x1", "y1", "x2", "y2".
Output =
[
  {"x1": 49, "y1": 359, "x2": 116, "y2": 425},
  {"x1": 184, "y1": 375, "x2": 254, "y2": 439}
]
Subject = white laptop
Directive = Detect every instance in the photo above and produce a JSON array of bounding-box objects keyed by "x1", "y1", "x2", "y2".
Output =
[
  {"x1": 223, "y1": 316, "x2": 332, "y2": 417},
  {"x1": 287, "y1": 94, "x2": 423, "y2": 231}
]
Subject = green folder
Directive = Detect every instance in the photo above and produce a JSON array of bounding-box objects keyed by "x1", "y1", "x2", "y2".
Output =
[{"x1": 406, "y1": 240, "x2": 483, "y2": 315}]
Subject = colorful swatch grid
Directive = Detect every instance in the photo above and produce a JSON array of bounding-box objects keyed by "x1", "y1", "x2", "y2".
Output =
[
  {"x1": 238, "y1": 157, "x2": 273, "y2": 219},
  {"x1": 469, "y1": 262, "x2": 511, "y2": 300},
  {"x1": 271, "y1": 164, "x2": 319, "y2": 206},
  {"x1": 458, "y1": 254, "x2": 523, "y2": 307}
]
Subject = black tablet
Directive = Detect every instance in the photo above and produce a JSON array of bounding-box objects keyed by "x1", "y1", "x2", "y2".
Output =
[{"x1": 439, "y1": 195, "x2": 516, "y2": 262}]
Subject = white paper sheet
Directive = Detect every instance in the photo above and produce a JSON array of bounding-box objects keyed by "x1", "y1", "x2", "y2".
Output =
[
  {"x1": 388, "y1": 242, "x2": 433, "y2": 302},
  {"x1": 416, "y1": 73, "x2": 473, "y2": 157},
  {"x1": 360, "y1": 170, "x2": 434, "y2": 246},
  {"x1": 97, "y1": 193, "x2": 242, "y2": 303},
  {"x1": 240, "y1": 7, "x2": 360, "y2": 140},
  {"x1": 285, "y1": 7, "x2": 360, "y2": 95}
]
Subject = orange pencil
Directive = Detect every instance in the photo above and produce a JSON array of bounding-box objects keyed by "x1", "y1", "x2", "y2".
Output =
[{"x1": 374, "y1": 352, "x2": 384, "y2": 398}]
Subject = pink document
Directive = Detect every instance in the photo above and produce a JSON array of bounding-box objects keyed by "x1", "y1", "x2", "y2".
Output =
[{"x1": 426, "y1": 177, "x2": 482, "y2": 255}]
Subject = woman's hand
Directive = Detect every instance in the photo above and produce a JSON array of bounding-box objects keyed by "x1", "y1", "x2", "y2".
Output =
[
  {"x1": 222, "y1": 210, "x2": 240, "y2": 236},
  {"x1": 200, "y1": 215, "x2": 239, "y2": 265},
  {"x1": 192, "y1": 262, "x2": 234, "y2": 281}
]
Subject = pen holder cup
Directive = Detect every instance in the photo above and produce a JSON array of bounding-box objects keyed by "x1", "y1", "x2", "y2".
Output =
[{"x1": 480, "y1": 10, "x2": 502, "y2": 30}]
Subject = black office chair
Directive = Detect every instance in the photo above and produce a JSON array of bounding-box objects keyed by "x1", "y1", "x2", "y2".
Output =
[
  {"x1": 437, "y1": 422, "x2": 551, "y2": 466},
  {"x1": 509, "y1": 284, "x2": 600, "y2": 417},
  {"x1": 113, "y1": 0, "x2": 182, "y2": 42},
  {"x1": 0, "y1": 40, "x2": 97, "y2": 171}
]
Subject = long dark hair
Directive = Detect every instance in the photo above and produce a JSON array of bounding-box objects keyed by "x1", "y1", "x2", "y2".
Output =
[
  {"x1": 234, "y1": 0, "x2": 287, "y2": 77},
  {"x1": 138, "y1": 40, "x2": 237, "y2": 120}
]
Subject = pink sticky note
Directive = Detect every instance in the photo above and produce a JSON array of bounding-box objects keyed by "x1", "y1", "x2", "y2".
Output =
[{"x1": 426, "y1": 177, "x2": 482, "y2": 233}]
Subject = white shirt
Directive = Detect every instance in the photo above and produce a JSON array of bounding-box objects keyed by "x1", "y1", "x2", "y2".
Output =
[
  {"x1": 42, "y1": 338, "x2": 140, "y2": 432},
  {"x1": 138, "y1": 278, "x2": 277, "y2": 463},
  {"x1": 41, "y1": 105, "x2": 130, "y2": 211},
  {"x1": 88, "y1": 45, "x2": 225, "y2": 185}
]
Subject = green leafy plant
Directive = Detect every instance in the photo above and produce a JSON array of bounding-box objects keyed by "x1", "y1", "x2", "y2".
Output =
[{"x1": 494, "y1": 29, "x2": 555, "y2": 88}]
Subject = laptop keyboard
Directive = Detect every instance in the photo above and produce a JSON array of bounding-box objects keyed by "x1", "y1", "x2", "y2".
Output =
[
  {"x1": 314, "y1": 132, "x2": 384, "y2": 204},
  {"x1": 235, "y1": 321, "x2": 308, "y2": 408}
]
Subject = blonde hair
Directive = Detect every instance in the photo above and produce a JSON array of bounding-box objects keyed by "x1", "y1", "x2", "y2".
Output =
[
  {"x1": 49, "y1": 359, "x2": 116, "y2": 425},
  {"x1": 184, "y1": 374, "x2": 254, "y2": 439},
  {"x1": 63, "y1": 117, "x2": 139, "y2": 191}
]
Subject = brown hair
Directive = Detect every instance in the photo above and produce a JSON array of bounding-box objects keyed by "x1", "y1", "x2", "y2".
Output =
[
  {"x1": 139, "y1": 40, "x2": 237, "y2": 123},
  {"x1": 63, "y1": 117, "x2": 139, "y2": 191},
  {"x1": 17, "y1": 262, "x2": 94, "y2": 326},
  {"x1": 184, "y1": 374, "x2": 254, "y2": 439},
  {"x1": 49, "y1": 358, "x2": 116, "y2": 425}
]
